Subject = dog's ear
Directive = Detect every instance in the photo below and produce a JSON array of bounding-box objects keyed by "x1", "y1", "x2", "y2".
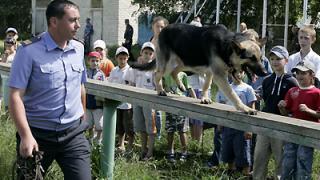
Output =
[
  {"x1": 231, "y1": 40, "x2": 244, "y2": 55},
  {"x1": 257, "y1": 37, "x2": 267, "y2": 47}
]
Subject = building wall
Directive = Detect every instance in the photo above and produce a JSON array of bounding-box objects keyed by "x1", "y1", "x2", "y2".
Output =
[
  {"x1": 33, "y1": 0, "x2": 138, "y2": 46},
  {"x1": 102, "y1": 0, "x2": 138, "y2": 46}
]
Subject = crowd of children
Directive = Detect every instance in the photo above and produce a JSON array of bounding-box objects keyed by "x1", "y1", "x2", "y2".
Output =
[{"x1": 3, "y1": 17, "x2": 320, "y2": 178}]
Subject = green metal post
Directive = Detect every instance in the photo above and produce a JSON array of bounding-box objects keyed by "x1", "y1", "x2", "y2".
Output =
[{"x1": 101, "y1": 99, "x2": 120, "y2": 179}]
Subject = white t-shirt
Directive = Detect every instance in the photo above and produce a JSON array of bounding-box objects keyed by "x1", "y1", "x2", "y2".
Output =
[
  {"x1": 285, "y1": 49, "x2": 320, "y2": 79},
  {"x1": 108, "y1": 64, "x2": 132, "y2": 109},
  {"x1": 124, "y1": 67, "x2": 155, "y2": 90},
  {"x1": 187, "y1": 74, "x2": 206, "y2": 90}
]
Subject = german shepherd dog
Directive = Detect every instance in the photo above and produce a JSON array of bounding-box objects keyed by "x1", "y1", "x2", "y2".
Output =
[{"x1": 133, "y1": 23, "x2": 267, "y2": 114}]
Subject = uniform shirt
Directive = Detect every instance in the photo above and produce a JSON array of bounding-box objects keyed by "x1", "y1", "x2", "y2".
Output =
[
  {"x1": 8, "y1": 32, "x2": 87, "y2": 131},
  {"x1": 262, "y1": 73, "x2": 298, "y2": 114},
  {"x1": 217, "y1": 82, "x2": 256, "y2": 106},
  {"x1": 86, "y1": 68, "x2": 105, "y2": 109},
  {"x1": 125, "y1": 65, "x2": 155, "y2": 90},
  {"x1": 285, "y1": 49, "x2": 320, "y2": 79},
  {"x1": 285, "y1": 86, "x2": 320, "y2": 123},
  {"x1": 108, "y1": 64, "x2": 132, "y2": 109}
]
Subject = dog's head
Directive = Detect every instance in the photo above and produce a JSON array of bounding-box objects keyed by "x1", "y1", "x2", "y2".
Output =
[{"x1": 230, "y1": 37, "x2": 268, "y2": 77}]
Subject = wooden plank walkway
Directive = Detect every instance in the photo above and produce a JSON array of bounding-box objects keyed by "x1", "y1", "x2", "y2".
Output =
[
  {"x1": 2, "y1": 61, "x2": 320, "y2": 179},
  {"x1": 86, "y1": 78, "x2": 320, "y2": 149}
]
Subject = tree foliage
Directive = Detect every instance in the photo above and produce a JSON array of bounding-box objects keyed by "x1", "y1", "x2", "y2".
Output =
[
  {"x1": 0, "y1": 0, "x2": 31, "y2": 39},
  {"x1": 132, "y1": 0, "x2": 320, "y2": 30}
]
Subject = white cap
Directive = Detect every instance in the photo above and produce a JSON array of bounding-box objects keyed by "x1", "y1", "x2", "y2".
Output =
[
  {"x1": 115, "y1": 46, "x2": 129, "y2": 56},
  {"x1": 93, "y1": 40, "x2": 106, "y2": 49},
  {"x1": 6, "y1": 27, "x2": 18, "y2": 34},
  {"x1": 141, "y1": 42, "x2": 155, "y2": 51},
  {"x1": 190, "y1": 20, "x2": 202, "y2": 27}
]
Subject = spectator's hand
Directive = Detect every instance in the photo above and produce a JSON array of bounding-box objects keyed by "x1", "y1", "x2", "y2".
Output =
[
  {"x1": 278, "y1": 100, "x2": 287, "y2": 108},
  {"x1": 244, "y1": 132, "x2": 252, "y2": 140},
  {"x1": 299, "y1": 104, "x2": 309, "y2": 112},
  {"x1": 20, "y1": 135, "x2": 38, "y2": 158}
]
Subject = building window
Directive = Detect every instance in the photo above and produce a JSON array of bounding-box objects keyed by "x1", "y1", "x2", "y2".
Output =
[
  {"x1": 91, "y1": 0, "x2": 103, "y2": 8},
  {"x1": 36, "y1": 0, "x2": 51, "y2": 8}
]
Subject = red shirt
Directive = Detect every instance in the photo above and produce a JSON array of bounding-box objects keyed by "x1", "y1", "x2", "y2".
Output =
[{"x1": 285, "y1": 86, "x2": 320, "y2": 122}]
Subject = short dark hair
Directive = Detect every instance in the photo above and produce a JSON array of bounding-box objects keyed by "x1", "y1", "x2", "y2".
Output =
[{"x1": 46, "y1": 0, "x2": 79, "y2": 26}]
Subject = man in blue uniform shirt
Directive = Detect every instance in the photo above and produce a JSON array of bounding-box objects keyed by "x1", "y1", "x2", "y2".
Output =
[{"x1": 8, "y1": 1, "x2": 91, "y2": 179}]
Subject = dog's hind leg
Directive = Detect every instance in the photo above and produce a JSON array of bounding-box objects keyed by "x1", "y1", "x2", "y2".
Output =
[
  {"x1": 213, "y1": 73, "x2": 256, "y2": 114},
  {"x1": 201, "y1": 72, "x2": 213, "y2": 104},
  {"x1": 154, "y1": 46, "x2": 168, "y2": 96},
  {"x1": 154, "y1": 70, "x2": 166, "y2": 96},
  {"x1": 171, "y1": 65, "x2": 186, "y2": 92}
]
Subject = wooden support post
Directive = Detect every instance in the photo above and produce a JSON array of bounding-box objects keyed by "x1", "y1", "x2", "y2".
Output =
[{"x1": 100, "y1": 99, "x2": 120, "y2": 180}]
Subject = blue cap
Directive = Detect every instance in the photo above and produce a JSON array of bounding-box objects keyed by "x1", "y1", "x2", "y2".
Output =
[{"x1": 270, "y1": 46, "x2": 289, "y2": 59}]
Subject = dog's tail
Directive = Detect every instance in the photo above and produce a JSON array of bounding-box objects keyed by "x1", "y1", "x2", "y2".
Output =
[{"x1": 130, "y1": 59, "x2": 156, "y2": 71}]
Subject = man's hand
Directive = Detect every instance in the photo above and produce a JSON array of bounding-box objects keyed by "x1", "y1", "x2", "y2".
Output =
[{"x1": 20, "y1": 135, "x2": 38, "y2": 158}]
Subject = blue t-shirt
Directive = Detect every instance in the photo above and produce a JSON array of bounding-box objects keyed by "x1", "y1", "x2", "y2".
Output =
[{"x1": 217, "y1": 82, "x2": 256, "y2": 106}]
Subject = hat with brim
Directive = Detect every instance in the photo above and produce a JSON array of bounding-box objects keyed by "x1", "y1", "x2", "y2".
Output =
[
  {"x1": 269, "y1": 46, "x2": 289, "y2": 59},
  {"x1": 6, "y1": 27, "x2": 18, "y2": 34},
  {"x1": 93, "y1": 40, "x2": 106, "y2": 50},
  {"x1": 141, "y1": 42, "x2": 155, "y2": 52},
  {"x1": 291, "y1": 60, "x2": 316, "y2": 73},
  {"x1": 88, "y1": 51, "x2": 101, "y2": 58},
  {"x1": 115, "y1": 46, "x2": 129, "y2": 56}
]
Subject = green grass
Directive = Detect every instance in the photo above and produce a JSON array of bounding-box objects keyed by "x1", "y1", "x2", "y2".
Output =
[{"x1": 1, "y1": 109, "x2": 320, "y2": 179}]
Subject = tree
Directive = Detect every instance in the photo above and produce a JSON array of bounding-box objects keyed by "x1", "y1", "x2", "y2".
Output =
[{"x1": 0, "y1": 0, "x2": 31, "y2": 39}]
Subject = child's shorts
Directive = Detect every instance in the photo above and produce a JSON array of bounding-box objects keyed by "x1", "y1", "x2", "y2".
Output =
[
  {"x1": 221, "y1": 127, "x2": 251, "y2": 167},
  {"x1": 133, "y1": 105, "x2": 156, "y2": 135},
  {"x1": 86, "y1": 108, "x2": 103, "y2": 131},
  {"x1": 116, "y1": 108, "x2": 134, "y2": 136},
  {"x1": 165, "y1": 113, "x2": 189, "y2": 133},
  {"x1": 189, "y1": 89, "x2": 205, "y2": 126}
]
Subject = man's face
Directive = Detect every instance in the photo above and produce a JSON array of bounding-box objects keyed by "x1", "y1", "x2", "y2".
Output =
[{"x1": 55, "y1": 6, "x2": 80, "y2": 40}]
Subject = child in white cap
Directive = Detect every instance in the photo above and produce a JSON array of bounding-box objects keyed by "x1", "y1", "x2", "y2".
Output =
[{"x1": 125, "y1": 42, "x2": 157, "y2": 160}]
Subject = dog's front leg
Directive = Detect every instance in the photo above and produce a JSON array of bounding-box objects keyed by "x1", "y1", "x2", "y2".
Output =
[
  {"x1": 154, "y1": 71, "x2": 167, "y2": 96},
  {"x1": 201, "y1": 73, "x2": 213, "y2": 104},
  {"x1": 214, "y1": 73, "x2": 256, "y2": 114}
]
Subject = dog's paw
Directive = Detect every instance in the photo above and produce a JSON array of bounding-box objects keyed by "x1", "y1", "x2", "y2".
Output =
[
  {"x1": 200, "y1": 98, "x2": 212, "y2": 104},
  {"x1": 158, "y1": 91, "x2": 167, "y2": 96},
  {"x1": 244, "y1": 109, "x2": 257, "y2": 115},
  {"x1": 236, "y1": 105, "x2": 257, "y2": 115}
]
